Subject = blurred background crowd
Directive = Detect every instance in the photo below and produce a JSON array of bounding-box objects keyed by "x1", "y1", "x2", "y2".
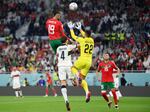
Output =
[{"x1": 0, "y1": 0, "x2": 149, "y2": 73}]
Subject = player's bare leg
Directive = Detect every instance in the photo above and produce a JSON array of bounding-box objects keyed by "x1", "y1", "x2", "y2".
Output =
[
  {"x1": 44, "y1": 84, "x2": 50, "y2": 97},
  {"x1": 101, "y1": 91, "x2": 112, "y2": 108},
  {"x1": 45, "y1": 86, "x2": 49, "y2": 97},
  {"x1": 111, "y1": 89, "x2": 119, "y2": 109},
  {"x1": 51, "y1": 87, "x2": 57, "y2": 97}
]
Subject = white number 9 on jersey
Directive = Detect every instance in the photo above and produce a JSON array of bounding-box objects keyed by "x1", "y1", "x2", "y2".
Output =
[{"x1": 48, "y1": 25, "x2": 55, "y2": 34}]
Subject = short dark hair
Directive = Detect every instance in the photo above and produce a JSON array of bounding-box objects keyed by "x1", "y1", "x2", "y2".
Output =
[
  {"x1": 61, "y1": 37, "x2": 68, "y2": 43},
  {"x1": 103, "y1": 52, "x2": 109, "y2": 55}
]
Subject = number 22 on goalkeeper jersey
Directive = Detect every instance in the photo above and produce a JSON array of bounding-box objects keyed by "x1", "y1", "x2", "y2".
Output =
[
  {"x1": 80, "y1": 37, "x2": 94, "y2": 58},
  {"x1": 70, "y1": 30, "x2": 94, "y2": 59}
]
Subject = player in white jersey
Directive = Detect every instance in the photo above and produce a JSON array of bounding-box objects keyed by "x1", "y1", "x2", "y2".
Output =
[
  {"x1": 10, "y1": 67, "x2": 23, "y2": 98},
  {"x1": 56, "y1": 43, "x2": 76, "y2": 112},
  {"x1": 108, "y1": 70, "x2": 122, "y2": 101}
]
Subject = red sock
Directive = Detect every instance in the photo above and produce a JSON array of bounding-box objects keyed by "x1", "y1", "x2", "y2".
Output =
[
  {"x1": 111, "y1": 89, "x2": 118, "y2": 105},
  {"x1": 52, "y1": 88, "x2": 56, "y2": 95},
  {"x1": 45, "y1": 88, "x2": 49, "y2": 95},
  {"x1": 101, "y1": 92, "x2": 109, "y2": 102}
]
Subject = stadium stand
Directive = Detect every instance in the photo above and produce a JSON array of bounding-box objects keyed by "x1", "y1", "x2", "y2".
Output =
[{"x1": 0, "y1": 0, "x2": 149, "y2": 73}]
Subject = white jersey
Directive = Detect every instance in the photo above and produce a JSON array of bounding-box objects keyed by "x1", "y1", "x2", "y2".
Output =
[
  {"x1": 57, "y1": 45, "x2": 76, "y2": 67},
  {"x1": 11, "y1": 70, "x2": 21, "y2": 89}
]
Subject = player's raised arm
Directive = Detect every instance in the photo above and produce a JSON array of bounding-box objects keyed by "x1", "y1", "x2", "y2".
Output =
[
  {"x1": 75, "y1": 22, "x2": 86, "y2": 37},
  {"x1": 67, "y1": 22, "x2": 78, "y2": 41},
  {"x1": 60, "y1": 23, "x2": 66, "y2": 37},
  {"x1": 60, "y1": 23, "x2": 73, "y2": 42}
]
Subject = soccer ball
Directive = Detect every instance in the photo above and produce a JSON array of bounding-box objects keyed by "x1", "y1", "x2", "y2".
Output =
[{"x1": 69, "y1": 2, "x2": 78, "y2": 11}]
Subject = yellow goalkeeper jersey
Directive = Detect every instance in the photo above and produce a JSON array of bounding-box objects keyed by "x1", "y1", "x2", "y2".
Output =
[{"x1": 70, "y1": 30, "x2": 94, "y2": 58}]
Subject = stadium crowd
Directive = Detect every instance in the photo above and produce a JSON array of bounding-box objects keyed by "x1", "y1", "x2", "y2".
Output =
[
  {"x1": 0, "y1": 0, "x2": 149, "y2": 73},
  {"x1": 0, "y1": 0, "x2": 46, "y2": 37},
  {"x1": 0, "y1": 39, "x2": 54, "y2": 73},
  {"x1": 0, "y1": 35, "x2": 149, "y2": 73},
  {"x1": 26, "y1": 0, "x2": 150, "y2": 36}
]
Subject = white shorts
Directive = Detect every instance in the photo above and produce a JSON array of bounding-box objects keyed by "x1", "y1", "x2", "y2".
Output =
[
  {"x1": 58, "y1": 66, "x2": 74, "y2": 80},
  {"x1": 12, "y1": 80, "x2": 21, "y2": 89}
]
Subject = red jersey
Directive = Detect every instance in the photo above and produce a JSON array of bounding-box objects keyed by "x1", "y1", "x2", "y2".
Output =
[
  {"x1": 46, "y1": 73, "x2": 52, "y2": 84},
  {"x1": 46, "y1": 18, "x2": 66, "y2": 40},
  {"x1": 98, "y1": 61, "x2": 118, "y2": 82}
]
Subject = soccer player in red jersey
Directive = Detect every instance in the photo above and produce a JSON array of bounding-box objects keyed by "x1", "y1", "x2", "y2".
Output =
[
  {"x1": 44, "y1": 70, "x2": 57, "y2": 97},
  {"x1": 45, "y1": 9, "x2": 69, "y2": 54},
  {"x1": 96, "y1": 53, "x2": 120, "y2": 109}
]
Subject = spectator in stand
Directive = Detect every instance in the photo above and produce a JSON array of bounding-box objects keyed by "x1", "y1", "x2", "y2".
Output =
[
  {"x1": 137, "y1": 59, "x2": 144, "y2": 72},
  {"x1": 143, "y1": 55, "x2": 150, "y2": 73}
]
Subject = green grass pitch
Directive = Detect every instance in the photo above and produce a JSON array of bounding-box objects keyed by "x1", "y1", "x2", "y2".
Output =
[{"x1": 0, "y1": 96, "x2": 150, "y2": 112}]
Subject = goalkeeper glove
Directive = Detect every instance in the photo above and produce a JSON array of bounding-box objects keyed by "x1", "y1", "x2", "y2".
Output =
[
  {"x1": 75, "y1": 22, "x2": 82, "y2": 30},
  {"x1": 67, "y1": 21, "x2": 74, "y2": 29}
]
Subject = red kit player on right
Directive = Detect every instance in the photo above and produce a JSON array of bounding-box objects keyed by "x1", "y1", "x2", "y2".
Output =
[{"x1": 96, "y1": 53, "x2": 120, "y2": 109}]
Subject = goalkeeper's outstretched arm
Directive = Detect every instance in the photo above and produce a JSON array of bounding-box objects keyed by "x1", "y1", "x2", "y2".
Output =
[
  {"x1": 79, "y1": 29, "x2": 86, "y2": 37},
  {"x1": 67, "y1": 22, "x2": 79, "y2": 41},
  {"x1": 75, "y1": 22, "x2": 86, "y2": 37},
  {"x1": 70, "y1": 30, "x2": 79, "y2": 41}
]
